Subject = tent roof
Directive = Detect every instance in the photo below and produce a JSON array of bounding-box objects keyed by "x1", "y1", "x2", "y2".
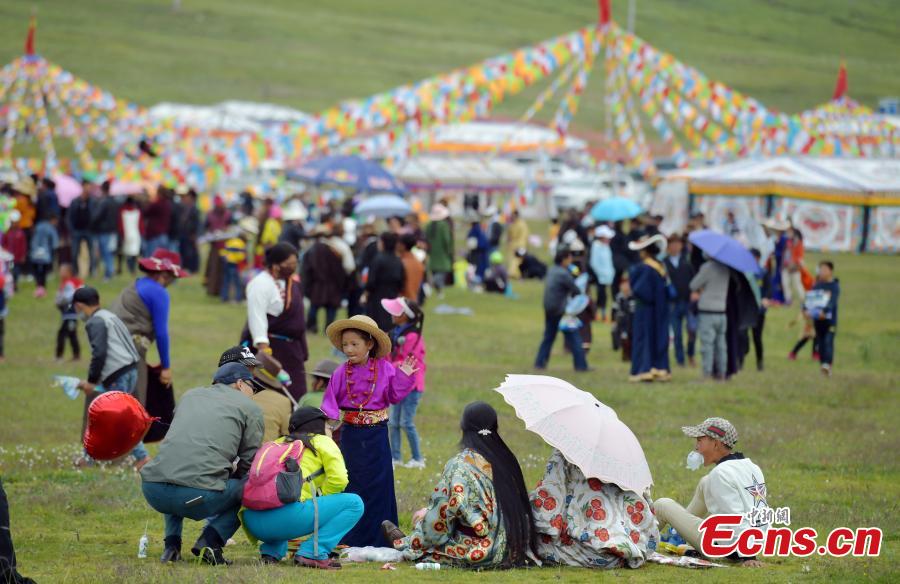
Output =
[
  {"x1": 664, "y1": 157, "x2": 900, "y2": 206},
  {"x1": 390, "y1": 155, "x2": 547, "y2": 192}
]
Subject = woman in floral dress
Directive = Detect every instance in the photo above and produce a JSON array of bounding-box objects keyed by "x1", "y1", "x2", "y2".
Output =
[
  {"x1": 531, "y1": 449, "x2": 659, "y2": 568},
  {"x1": 387, "y1": 402, "x2": 535, "y2": 568}
]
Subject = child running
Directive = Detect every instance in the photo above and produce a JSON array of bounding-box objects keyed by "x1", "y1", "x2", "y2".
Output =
[
  {"x1": 381, "y1": 297, "x2": 427, "y2": 469},
  {"x1": 54, "y1": 263, "x2": 83, "y2": 362},
  {"x1": 321, "y1": 315, "x2": 418, "y2": 547}
]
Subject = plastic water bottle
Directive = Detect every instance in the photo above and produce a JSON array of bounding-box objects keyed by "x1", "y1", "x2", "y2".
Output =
[
  {"x1": 414, "y1": 562, "x2": 441, "y2": 571},
  {"x1": 137, "y1": 534, "x2": 148, "y2": 558}
]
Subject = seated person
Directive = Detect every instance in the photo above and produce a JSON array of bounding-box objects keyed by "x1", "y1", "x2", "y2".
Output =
[
  {"x1": 140, "y1": 362, "x2": 264, "y2": 565},
  {"x1": 654, "y1": 417, "x2": 767, "y2": 567},
  {"x1": 383, "y1": 402, "x2": 534, "y2": 568},
  {"x1": 531, "y1": 450, "x2": 658, "y2": 569},
  {"x1": 484, "y1": 251, "x2": 509, "y2": 294},
  {"x1": 298, "y1": 359, "x2": 340, "y2": 409},
  {"x1": 242, "y1": 407, "x2": 363, "y2": 570},
  {"x1": 516, "y1": 247, "x2": 547, "y2": 280}
]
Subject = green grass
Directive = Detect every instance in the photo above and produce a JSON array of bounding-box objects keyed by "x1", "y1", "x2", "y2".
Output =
[
  {"x1": 0, "y1": 246, "x2": 898, "y2": 582},
  {"x1": 1, "y1": 0, "x2": 898, "y2": 139}
]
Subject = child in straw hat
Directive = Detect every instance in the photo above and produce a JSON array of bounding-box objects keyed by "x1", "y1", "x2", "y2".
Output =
[{"x1": 321, "y1": 315, "x2": 418, "y2": 547}]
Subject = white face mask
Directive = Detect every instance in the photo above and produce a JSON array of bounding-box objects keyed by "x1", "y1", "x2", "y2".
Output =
[{"x1": 686, "y1": 450, "x2": 704, "y2": 471}]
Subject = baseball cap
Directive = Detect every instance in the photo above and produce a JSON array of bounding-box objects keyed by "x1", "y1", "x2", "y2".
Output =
[
  {"x1": 309, "y1": 359, "x2": 339, "y2": 380},
  {"x1": 289, "y1": 407, "x2": 327, "y2": 433},
  {"x1": 218, "y1": 346, "x2": 262, "y2": 368},
  {"x1": 213, "y1": 362, "x2": 255, "y2": 386},
  {"x1": 681, "y1": 417, "x2": 738, "y2": 449}
]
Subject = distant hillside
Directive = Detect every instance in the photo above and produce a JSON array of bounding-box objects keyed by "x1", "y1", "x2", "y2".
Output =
[{"x1": 1, "y1": 0, "x2": 898, "y2": 134}]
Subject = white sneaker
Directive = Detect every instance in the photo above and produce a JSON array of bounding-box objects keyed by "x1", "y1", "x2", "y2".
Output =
[
  {"x1": 392, "y1": 459, "x2": 406, "y2": 469},
  {"x1": 406, "y1": 459, "x2": 426, "y2": 469}
]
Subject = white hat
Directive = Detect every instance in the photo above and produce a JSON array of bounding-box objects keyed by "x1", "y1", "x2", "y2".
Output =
[
  {"x1": 238, "y1": 216, "x2": 260, "y2": 235},
  {"x1": 481, "y1": 206, "x2": 498, "y2": 218},
  {"x1": 430, "y1": 203, "x2": 450, "y2": 221},
  {"x1": 282, "y1": 200, "x2": 308, "y2": 222},
  {"x1": 627, "y1": 233, "x2": 667, "y2": 251},
  {"x1": 594, "y1": 225, "x2": 615, "y2": 239},
  {"x1": 567, "y1": 239, "x2": 586, "y2": 253},
  {"x1": 762, "y1": 217, "x2": 790, "y2": 231}
]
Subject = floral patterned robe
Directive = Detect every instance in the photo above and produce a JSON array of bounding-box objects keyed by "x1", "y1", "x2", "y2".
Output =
[
  {"x1": 531, "y1": 450, "x2": 658, "y2": 568},
  {"x1": 395, "y1": 449, "x2": 507, "y2": 567}
]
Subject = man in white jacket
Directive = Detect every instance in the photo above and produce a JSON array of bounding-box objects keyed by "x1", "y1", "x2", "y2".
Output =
[{"x1": 654, "y1": 417, "x2": 767, "y2": 566}]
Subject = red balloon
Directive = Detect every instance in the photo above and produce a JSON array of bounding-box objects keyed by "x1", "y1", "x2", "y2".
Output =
[{"x1": 83, "y1": 392, "x2": 154, "y2": 460}]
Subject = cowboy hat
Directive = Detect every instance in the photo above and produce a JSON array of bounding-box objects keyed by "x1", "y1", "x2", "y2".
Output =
[
  {"x1": 761, "y1": 217, "x2": 790, "y2": 231},
  {"x1": 627, "y1": 233, "x2": 667, "y2": 251},
  {"x1": 138, "y1": 249, "x2": 187, "y2": 278},
  {"x1": 13, "y1": 178, "x2": 36, "y2": 198},
  {"x1": 430, "y1": 203, "x2": 450, "y2": 221},
  {"x1": 325, "y1": 315, "x2": 392, "y2": 359},
  {"x1": 238, "y1": 216, "x2": 259, "y2": 235},
  {"x1": 282, "y1": 199, "x2": 308, "y2": 222}
]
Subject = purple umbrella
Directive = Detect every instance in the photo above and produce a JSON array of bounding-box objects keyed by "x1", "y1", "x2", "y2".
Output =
[{"x1": 687, "y1": 229, "x2": 758, "y2": 273}]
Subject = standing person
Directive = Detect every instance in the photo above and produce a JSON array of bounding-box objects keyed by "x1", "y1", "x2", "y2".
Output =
[
  {"x1": 381, "y1": 297, "x2": 427, "y2": 469},
  {"x1": 809, "y1": 261, "x2": 840, "y2": 377},
  {"x1": 761, "y1": 218, "x2": 789, "y2": 304},
  {"x1": 664, "y1": 234, "x2": 696, "y2": 368},
  {"x1": 176, "y1": 189, "x2": 202, "y2": 274},
  {"x1": 321, "y1": 315, "x2": 418, "y2": 547},
  {"x1": 654, "y1": 417, "x2": 767, "y2": 567},
  {"x1": 91, "y1": 180, "x2": 120, "y2": 281},
  {"x1": 505, "y1": 210, "x2": 529, "y2": 279},
  {"x1": 143, "y1": 188, "x2": 173, "y2": 256},
  {"x1": 35, "y1": 177, "x2": 60, "y2": 224},
  {"x1": 0, "y1": 477, "x2": 36, "y2": 584},
  {"x1": 29, "y1": 215, "x2": 59, "y2": 298},
  {"x1": 0, "y1": 272, "x2": 6, "y2": 363},
  {"x1": 690, "y1": 257, "x2": 731, "y2": 380},
  {"x1": 364, "y1": 232, "x2": 405, "y2": 332},
  {"x1": 219, "y1": 231, "x2": 248, "y2": 303},
  {"x1": 68, "y1": 187, "x2": 94, "y2": 277},
  {"x1": 109, "y1": 249, "x2": 185, "y2": 406},
  {"x1": 466, "y1": 219, "x2": 489, "y2": 283},
  {"x1": 749, "y1": 249, "x2": 770, "y2": 371},
  {"x1": 278, "y1": 199, "x2": 307, "y2": 250},
  {"x1": 301, "y1": 226, "x2": 346, "y2": 333},
  {"x1": 781, "y1": 227, "x2": 805, "y2": 306},
  {"x1": 203, "y1": 195, "x2": 232, "y2": 297},
  {"x1": 118, "y1": 196, "x2": 143, "y2": 275},
  {"x1": 140, "y1": 362, "x2": 264, "y2": 565},
  {"x1": 533, "y1": 250, "x2": 589, "y2": 372},
  {"x1": 4, "y1": 213, "x2": 27, "y2": 291},
  {"x1": 589, "y1": 225, "x2": 615, "y2": 321},
  {"x1": 485, "y1": 207, "x2": 503, "y2": 253},
  {"x1": 54, "y1": 263, "x2": 83, "y2": 362},
  {"x1": 397, "y1": 233, "x2": 425, "y2": 302},
  {"x1": 424, "y1": 204, "x2": 453, "y2": 298},
  {"x1": 71, "y1": 286, "x2": 147, "y2": 468},
  {"x1": 627, "y1": 234, "x2": 671, "y2": 382},
  {"x1": 609, "y1": 221, "x2": 630, "y2": 297},
  {"x1": 244, "y1": 242, "x2": 309, "y2": 400}
]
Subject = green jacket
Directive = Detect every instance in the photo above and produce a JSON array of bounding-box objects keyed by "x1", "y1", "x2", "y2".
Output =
[
  {"x1": 140, "y1": 384, "x2": 264, "y2": 491},
  {"x1": 426, "y1": 219, "x2": 453, "y2": 273}
]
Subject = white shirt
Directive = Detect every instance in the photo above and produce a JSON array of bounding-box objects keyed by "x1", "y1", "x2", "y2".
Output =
[
  {"x1": 327, "y1": 236, "x2": 356, "y2": 274},
  {"x1": 246, "y1": 271, "x2": 285, "y2": 346},
  {"x1": 699, "y1": 456, "x2": 769, "y2": 544}
]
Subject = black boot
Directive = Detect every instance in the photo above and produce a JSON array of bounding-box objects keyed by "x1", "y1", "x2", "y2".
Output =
[
  {"x1": 160, "y1": 535, "x2": 182, "y2": 563},
  {"x1": 191, "y1": 527, "x2": 232, "y2": 566}
]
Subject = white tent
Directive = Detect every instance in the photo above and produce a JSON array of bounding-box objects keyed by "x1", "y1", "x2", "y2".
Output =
[
  {"x1": 655, "y1": 157, "x2": 900, "y2": 253},
  {"x1": 391, "y1": 155, "x2": 544, "y2": 192}
]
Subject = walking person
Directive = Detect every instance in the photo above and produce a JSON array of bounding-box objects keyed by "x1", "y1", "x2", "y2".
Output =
[
  {"x1": 809, "y1": 260, "x2": 840, "y2": 377},
  {"x1": 690, "y1": 257, "x2": 731, "y2": 380},
  {"x1": 664, "y1": 234, "x2": 696, "y2": 367},
  {"x1": 533, "y1": 249, "x2": 589, "y2": 372},
  {"x1": 71, "y1": 286, "x2": 147, "y2": 469},
  {"x1": 91, "y1": 180, "x2": 119, "y2": 281},
  {"x1": 780, "y1": 227, "x2": 805, "y2": 305}
]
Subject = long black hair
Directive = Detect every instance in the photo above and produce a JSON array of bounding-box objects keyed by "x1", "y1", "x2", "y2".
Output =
[
  {"x1": 459, "y1": 401, "x2": 534, "y2": 567},
  {"x1": 391, "y1": 299, "x2": 425, "y2": 358}
]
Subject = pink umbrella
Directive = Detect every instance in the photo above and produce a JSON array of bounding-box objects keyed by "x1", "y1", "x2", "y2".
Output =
[
  {"x1": 494, "y1": 374, "x2": 653, "y2": 495},
  {"x1": 51, "y1": 174, "x2": 83, "y2": 208},
  {"x1": 109, "y1": 180, "x2": 144, "y2": 197}
]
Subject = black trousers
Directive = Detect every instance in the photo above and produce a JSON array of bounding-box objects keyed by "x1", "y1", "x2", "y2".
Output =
[
  {"x1": 56, "y1": 319, "x2": 80, "y2": 359},
  {"x1": 752, "y1": 311, "x2": 765, "y2": 366},
  {"x1": 1, "y1": 477, "x2": 34, "y2": 583}
]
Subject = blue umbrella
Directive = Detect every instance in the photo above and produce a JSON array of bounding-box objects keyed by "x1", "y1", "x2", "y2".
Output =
[
  {"x1": 590, "y1": 197, "x2": 643, "y2": 222},
  {"x1": 688, "y1": 229, "x2": 758, "y2": 273},
  {"x1": 354, "y1": 194, "x2": 412, "y2": 218},
  {"x1": 287, "y1": 155, "x2": 406, "y2": 195}
]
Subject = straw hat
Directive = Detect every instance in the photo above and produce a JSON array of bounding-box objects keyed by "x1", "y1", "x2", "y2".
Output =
[
  {"x1": 13, "y1": 178, "x2": 36, "y2": 198},
  {"x1": 325, "y1": 315, "x2": 392, "y2": 359}
]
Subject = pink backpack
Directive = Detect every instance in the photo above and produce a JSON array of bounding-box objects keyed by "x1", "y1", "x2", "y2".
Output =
[{"x1": 242, "y1": 440, "x2": 307, "y2": 511}]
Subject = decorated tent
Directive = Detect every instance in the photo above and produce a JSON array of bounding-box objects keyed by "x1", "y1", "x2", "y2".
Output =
[{"x1": 654, "y1": 157, "x2": 900, "y2": 252}]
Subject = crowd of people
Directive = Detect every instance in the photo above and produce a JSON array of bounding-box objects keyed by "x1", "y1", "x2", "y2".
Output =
[
  {"x1": 0, "y1": 173, "x2": 844, "y2": 578},
  {"x1": 537, "y1": 208, "x2": 841, "y2": 380}
]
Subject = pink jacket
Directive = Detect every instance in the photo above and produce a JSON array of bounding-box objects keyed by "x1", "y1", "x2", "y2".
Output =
[{"x1": 391, "y1": 330, "x2": 426, "y2": 392}]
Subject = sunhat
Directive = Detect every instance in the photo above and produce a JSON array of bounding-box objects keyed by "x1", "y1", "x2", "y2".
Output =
[
  {"x1": 282, "y1": 199, "x2": 308, "y2": 222},
  {"x1": 13, "y1": 178, "x2": 36, "y2": 198},
  {"x1": 381, "y1": 297, "x2": 415, "y2": 319},
  {"x1": 325, "y1": 315, "x2": 392, "y2": 359}
]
